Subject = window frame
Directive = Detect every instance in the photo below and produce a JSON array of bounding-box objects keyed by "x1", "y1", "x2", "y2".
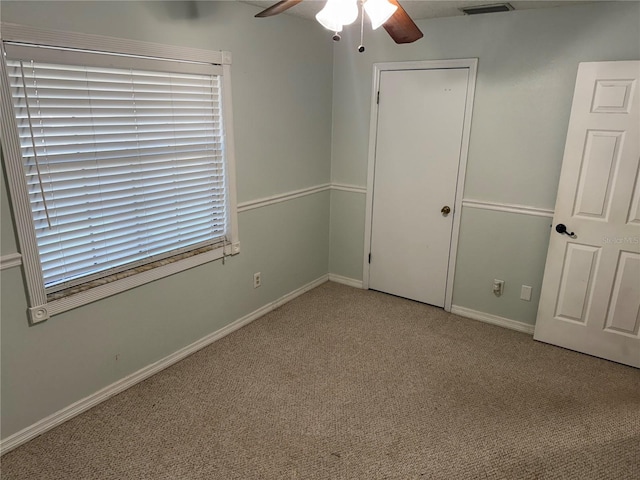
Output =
[{"x1": 0, "y1": 23, "x2": 239, "y2": 323}]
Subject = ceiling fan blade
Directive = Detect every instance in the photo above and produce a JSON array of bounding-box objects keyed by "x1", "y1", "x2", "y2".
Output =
[
  {"x1": 383, "y1": 0, "x2": 424, "y2": 44},
  {"x1": 254, "y1": 0, "x2": 303, "y2": 18}
]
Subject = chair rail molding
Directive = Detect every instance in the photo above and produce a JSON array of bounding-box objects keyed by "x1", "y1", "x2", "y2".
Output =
[
  {"x1": 0, "y1": 253, "x2": 22, "y2": 270},
  {"x1": 462, "y1": 199, "x2": 554, "y2": 218},
  {"x1": 331, "y1": 183, "x2": 367, "y2": 194},
  {"x1": 237, "y1": 183, "x2": 367, "y2": 213},
  {"x1": 238, "y1": 184, "x2": 331, "y2": 212}
]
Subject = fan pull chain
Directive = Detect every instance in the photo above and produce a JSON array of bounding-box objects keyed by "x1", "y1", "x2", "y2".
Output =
[{"x1": 358, "y1": 0, "x2": 366, "y2": 53}]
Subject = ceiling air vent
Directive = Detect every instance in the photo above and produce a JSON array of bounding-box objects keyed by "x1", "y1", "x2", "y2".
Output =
[{"x1": 461, "y1": 3, "x2": 514, "y2": 15}]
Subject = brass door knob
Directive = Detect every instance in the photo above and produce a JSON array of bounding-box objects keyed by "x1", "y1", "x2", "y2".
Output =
[{"x1": 441, "y1": 206, "x2": 451, "y2": 215}]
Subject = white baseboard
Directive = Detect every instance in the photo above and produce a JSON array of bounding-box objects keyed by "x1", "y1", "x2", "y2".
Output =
[
  {"x1": 0, "y1": 274, "x2": 330, "y2": 455},
  {"x1": 450, "y1": 305, "x2": 535, "y2": 335},
  {"x1": 328, "y1": 273, "x2": 363, "y2": 289}
]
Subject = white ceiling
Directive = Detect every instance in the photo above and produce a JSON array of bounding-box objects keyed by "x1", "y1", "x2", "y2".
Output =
[{"x1": 243, "y1": 0, "x2": 599, "y2": 21}]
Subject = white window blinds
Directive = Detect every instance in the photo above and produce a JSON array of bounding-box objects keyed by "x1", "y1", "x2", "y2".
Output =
[{"x1": 5, "y1": 43, "x2": 228, "y2": 292}]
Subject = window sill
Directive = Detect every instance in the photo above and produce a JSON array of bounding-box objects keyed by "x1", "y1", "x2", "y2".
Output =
[{"x1": 28, "y1": 242, "x2": 240, "y2": 323}]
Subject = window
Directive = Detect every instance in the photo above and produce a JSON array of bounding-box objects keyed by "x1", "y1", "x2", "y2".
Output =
[{"x1": 0, "y1": 25, "x2": 238, "y2": 322}]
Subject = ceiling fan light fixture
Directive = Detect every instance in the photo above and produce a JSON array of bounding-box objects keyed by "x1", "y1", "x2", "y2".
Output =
[
  {"x1": 315, "y1": 0, "x2": 359, "y2": 31},
  {"x1": 315, "y1": 12, "x2": 343, "y2": 32},
  {"x1": 363, "y1": 0, "x2": 398, "y2": 30}
]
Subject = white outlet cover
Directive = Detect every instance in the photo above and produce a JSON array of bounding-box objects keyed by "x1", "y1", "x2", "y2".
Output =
[{"x1": 520, "y1": 285, "x2": 532, "y2": 301}]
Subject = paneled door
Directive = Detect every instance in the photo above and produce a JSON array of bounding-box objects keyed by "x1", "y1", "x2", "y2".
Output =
[
  {"x1": 368, "y1": 66, "x2": 472, "y2": 307},
  {"x1": 534, "y1": 61, "x2": 640, "y2": 367}
]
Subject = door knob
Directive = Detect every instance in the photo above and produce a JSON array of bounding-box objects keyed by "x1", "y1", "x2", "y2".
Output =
[
  {"x1": 441, "y1": 206, "x2": 451, "y2": 215},
  {"x1": 555, "y1": 223, "x2": 576, "y2": 238}
]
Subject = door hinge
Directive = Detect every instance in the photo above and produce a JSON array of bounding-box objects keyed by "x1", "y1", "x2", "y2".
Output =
[
  {"x1": 368, "y1": 253, "x2": 371, "y2": 264},
  {"x1": 376, "y1": 91, "x2": 380, "y2": 104}
]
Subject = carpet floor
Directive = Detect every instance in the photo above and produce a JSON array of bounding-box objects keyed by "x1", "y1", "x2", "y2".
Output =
[{"x1": 2, "y1": 281, "x2": 639, "y2": 479}]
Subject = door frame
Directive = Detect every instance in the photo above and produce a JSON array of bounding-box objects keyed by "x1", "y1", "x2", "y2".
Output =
[{"x1": 362, "y1": 59, "x2": 478, "y2": 312}]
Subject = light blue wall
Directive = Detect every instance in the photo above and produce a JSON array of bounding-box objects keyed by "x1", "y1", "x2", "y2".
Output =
[
  {"x1": 329, "y1": 189, "x2": 366, "y2": 280},
  {"x1": 328, "y1": 2, "x2": 640, "y2": 323},
  {"x1": 0, "y1": 1, "x2": 333, "y2": 439},
  {"x1": 2, "y1": 0, "x2": 640, "y2": 443},
  {"x1": 453, "y1": 208, "x2": 552, "y2": 324}
]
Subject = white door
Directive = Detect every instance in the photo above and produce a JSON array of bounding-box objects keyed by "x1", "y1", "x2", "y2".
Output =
[
  {"x1": 369, "y1": 68, "x2": 469, "y2": 307},
  {"x1": 534, "y1": 61, "x2": 640, "y2": 368}
]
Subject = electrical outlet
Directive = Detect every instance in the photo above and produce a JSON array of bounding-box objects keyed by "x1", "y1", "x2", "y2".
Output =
[
  {"x1": 492, "y1": 279, "x2": 505, "y2": 296},
  {"x1": 253, "y1": 272, "x2": 261, "y2": 289},
  {"x1": 520, "y1": 285, "x2": 532, "y2": 301}
]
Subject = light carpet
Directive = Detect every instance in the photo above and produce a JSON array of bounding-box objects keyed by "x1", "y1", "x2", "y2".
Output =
[{"x1": 2, "y1": 281, "x2": 639, "y2": 479}]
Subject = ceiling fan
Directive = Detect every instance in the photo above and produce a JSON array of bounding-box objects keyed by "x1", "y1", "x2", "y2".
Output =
[{"x1": 254, "y1": 0, "x2": 424, "y2": 45}]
